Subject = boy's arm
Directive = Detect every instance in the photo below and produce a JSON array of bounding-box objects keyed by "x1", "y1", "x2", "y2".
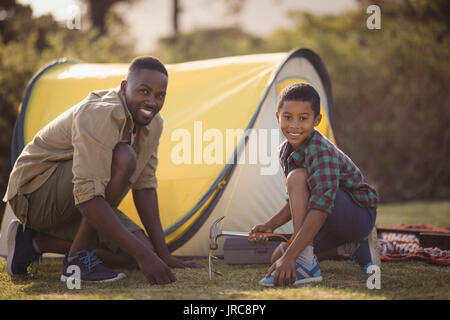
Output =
[
  {"x1": 265, "y1": 208, "x2": 327, "y2": 286},
  {"x1": 280, "y1": 209, "x2": 327, "y2": 260},
  {"x1": 250, "y1": 201, "x2": 291, "y2": 242},
  {"x1": 265, "y1": 201, "x2": 292, "y2": 231}
]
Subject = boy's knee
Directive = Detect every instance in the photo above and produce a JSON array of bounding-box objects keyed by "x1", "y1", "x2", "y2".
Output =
[
  {"x1": 112, "y1": 143, "x2": 136, "y2": 176},
  {"x1": 286, "y1": 168, "x2": 308, "y2": 190}
]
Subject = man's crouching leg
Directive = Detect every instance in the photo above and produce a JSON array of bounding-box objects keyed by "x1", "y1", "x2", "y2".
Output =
[
  {"x1": 68, "y1": 143, "x2": 136, "y2": 255},
  {"x1": 68, "y1": 142, "x2": 140, "y2": 269},
  {"x1": 106, "y1": 142, "x2": 137, "y2": 207}
]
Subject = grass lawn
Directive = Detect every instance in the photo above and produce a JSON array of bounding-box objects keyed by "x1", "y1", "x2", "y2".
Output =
[{"x1": 0, "y1": 200, "x2": 449, "y2": 300}]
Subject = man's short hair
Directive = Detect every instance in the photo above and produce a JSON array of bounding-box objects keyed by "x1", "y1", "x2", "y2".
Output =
[
  {"x1": 127, "y1": 56, "x2": 168, "y2": 78},
  {"x1": 277, "y1": 83, "x2": 320, "y2": 117}
]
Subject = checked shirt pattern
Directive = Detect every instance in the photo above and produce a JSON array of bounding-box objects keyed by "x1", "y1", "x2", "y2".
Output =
[{"x1": 279, "y1": 129, "x2": 378, "y2": 214}]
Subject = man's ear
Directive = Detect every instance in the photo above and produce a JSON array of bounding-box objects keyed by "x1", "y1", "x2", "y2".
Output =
[
  {"x1": 120, "y1": 80, "x2": 127, "y2": 93},
  {"x1": 314, "y1": 113, "x2": 322, "y2": 127}
]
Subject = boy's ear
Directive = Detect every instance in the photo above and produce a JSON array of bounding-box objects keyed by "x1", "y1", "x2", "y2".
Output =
[
  {"x1": 314, "y1": 113, "x2": 322, "y2": 126},
  {"x1": 275, "y1": 111, "x2": 280, "y2": 124}
]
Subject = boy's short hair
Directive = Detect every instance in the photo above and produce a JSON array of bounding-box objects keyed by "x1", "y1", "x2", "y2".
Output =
[
  {"x1": 277, "y1": 83, "x2": 320, "y2": 117},
  {"x1": 127, "y1": 56, "x2": 168, "y2": 78}
]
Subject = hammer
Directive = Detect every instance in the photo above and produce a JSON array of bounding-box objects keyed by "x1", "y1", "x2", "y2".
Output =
[
  {"x1": 208, "y1": 216, "x2": 291, "y2": 280},
  {"x1": 209, "y1": 216, "x2": 290, "y2": 250}
]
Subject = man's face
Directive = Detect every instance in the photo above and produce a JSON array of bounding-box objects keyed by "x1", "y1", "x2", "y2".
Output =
[
  {"x1": 276, "y1": 100, "x2": 321, "y2": 150},
  {"x1": 120, "y1": 69, "x2": 168, "y2": 127}
]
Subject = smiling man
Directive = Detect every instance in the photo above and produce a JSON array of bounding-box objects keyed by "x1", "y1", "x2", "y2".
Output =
[{"x1": 4, "y1": 56, "x2": 202, "y2": 284}]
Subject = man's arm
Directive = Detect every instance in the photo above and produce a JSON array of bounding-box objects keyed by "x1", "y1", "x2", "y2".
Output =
[
  {"x1": 77, "y1": 196, "x2": 176, "y2": 284},
  {"x1": 132, "y1": 188, "x2": 203, "y2": 268},
  {"x1": 132, "y1": 188, "x2": 170, "y2": 259}
]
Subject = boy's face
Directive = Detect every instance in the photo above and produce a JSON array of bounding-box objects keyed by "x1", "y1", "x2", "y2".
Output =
[
  {"x1": 276, "y1": 100, "x2": 322, "y2": 150},
  {"x1": 120, "y1": 69, "x2": 168, "y2": 127}
]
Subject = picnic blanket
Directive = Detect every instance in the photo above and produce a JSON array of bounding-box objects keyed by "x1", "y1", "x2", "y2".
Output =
[{"x1": 378, "y1": 225, "x2": 450, "y2": 266}]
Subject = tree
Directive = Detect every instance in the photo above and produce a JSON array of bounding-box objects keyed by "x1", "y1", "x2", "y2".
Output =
[
  {"x1": 170, "y1": 0, "x2": 249, "y2": 37},
  {"x1": 82, "y1": 0, "x2": 137, "y2": 37},
  {"x1": 172, "y1": 0, "x2": 180, "y2": 35}
]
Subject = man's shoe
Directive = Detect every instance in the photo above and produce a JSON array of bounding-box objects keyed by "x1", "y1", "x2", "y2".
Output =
[
  {"x1": 6, "y1": 220, "x2": 42, "y2": 276},
  {"x1": 60, "y1": 250, "x2": 126, "y2": 283},
  {"x1": 259, "y1": 257, "x2": 323, "y2": 287}
]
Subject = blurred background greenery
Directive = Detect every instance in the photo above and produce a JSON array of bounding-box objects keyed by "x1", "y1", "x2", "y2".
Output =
[{"x1": 0, "y1": 0, "x2": 449, "y2": 218}]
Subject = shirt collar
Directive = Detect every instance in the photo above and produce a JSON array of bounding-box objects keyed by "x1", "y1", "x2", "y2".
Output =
[
  {"x1": 280, "y1": 129, "x2": 317, "y2": 168},
  {"x1": 115, "y1": 86, "x2": 133, "y2": 121},
  {"x1": 295, "y1": 129, "x2": 316, "y2": 154}
]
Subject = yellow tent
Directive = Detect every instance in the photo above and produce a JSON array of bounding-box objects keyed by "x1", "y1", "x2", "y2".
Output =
[{"x1": 0, "y1": 48, "x2": 335, "y2": 256}]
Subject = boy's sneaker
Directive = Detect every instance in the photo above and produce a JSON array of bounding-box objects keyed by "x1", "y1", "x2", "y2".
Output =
[
  {"x1": 60, "y1": 250, "x2": 126, "y2": 283},
  {"x1": 259, "y1": 257, "x2": 323, "y2": 287},
  {"x1": 350, "y1": 227, "x2": 380, "y2": 274},
  {"x1": 6, "y1": 220, "x2": 42, "y2": 276}
]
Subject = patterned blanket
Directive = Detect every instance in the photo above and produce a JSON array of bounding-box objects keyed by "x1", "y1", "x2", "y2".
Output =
[{"x1": 378, "y1": 225, "x2": 450, "y2": 266}]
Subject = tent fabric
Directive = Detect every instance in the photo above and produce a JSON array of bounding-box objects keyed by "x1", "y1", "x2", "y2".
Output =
[{"x1": 0, "y1": 48, "x2": 335, "y2": 257}]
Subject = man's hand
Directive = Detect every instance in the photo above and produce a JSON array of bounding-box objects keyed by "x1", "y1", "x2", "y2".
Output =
[
  {"x1": 162, "y1": 254, "x2": 204, "y2": 269},
  {"x1": 265, "y1": 255, "x2": 296, "y2": 287},
  {"x1": 137, "y1": 252, "x2": 177, "y2": 285}
]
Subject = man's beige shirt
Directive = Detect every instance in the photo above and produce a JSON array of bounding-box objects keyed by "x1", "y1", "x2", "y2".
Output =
[{"x1": 3, "y1": 87, "x2": 163, "y2": 206}]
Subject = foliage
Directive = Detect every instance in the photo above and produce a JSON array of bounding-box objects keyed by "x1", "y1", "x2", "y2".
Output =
[
  {"x1": 0, "y1": 1, "x2": 135, "y2": 214},
  {"x1": 266, "y1": 3, "x2": 450, "y2": 202},
  {"x1": 154, "y1": 26, "x2": 265, "y2": 63},
  {"x1": 154, "y1": 0, "x2": 450, "y2": 202},
  {"x1": 81, "y1": 0, "x2": 138, "y2": 37}
]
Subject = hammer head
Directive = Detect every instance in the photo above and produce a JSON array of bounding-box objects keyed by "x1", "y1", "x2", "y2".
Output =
[{"x1": 209, "y1": 216, "x2": 224, "y2": 250}]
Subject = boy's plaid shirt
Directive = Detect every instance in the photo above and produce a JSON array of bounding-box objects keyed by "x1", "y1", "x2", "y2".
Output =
[{"x1": 279, "y1": 129, "x2": 378, "y2": 214}]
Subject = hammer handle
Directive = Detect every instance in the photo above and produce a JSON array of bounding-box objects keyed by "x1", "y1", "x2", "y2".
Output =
[{"x1": 248, "y1": 232, "x2": 291, "y2": 243}]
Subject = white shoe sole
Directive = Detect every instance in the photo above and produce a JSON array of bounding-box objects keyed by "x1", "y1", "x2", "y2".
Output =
[
  {"x1": 6, "y1": 220, "x2": 20, "y2": 275},
  {"x1": 368, "y1": 227, "x2": 381, "y2": 266},
  {"x1": 293, "y1": 276, "x2": 323, "y2": 286},
  {"x1": 60, "y1": 272, "x2": 126, "y2": 283},
  {"x1": 259, "y1": 275, "x2": 323, "y2": 287}
]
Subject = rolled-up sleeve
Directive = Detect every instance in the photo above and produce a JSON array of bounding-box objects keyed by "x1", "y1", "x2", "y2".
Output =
[
  {"x1": 305, "y1": 147, "x2": 340, "y2": 214},
  {"x1": 132, "y1": 117, "x2": 163, "y2": 190},
  {"x1": 132, "y1": 141, "x2": 159, "y2": 190},
  {"x1": 71, "y1": 105, "x2": 120, "y2": 205}
]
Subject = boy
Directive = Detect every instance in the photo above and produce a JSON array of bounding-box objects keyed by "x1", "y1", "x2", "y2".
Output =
[
  {"x1": 250, "y1": 83, "x2": 378, "y2": 287},
  {"x1": 4, "y1": 56, "x2": 202, "y2": 284}
]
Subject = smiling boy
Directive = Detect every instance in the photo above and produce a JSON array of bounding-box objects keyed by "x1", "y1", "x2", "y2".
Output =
[
  {"x1": 250, "y1": 83, "x2": 379, "y2": 287},
  {"x1": 4, "y1": 56, "x2": 201, "y2": 284}
]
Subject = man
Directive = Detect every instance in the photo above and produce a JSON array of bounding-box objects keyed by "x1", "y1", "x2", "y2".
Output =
[{"x1": 4, "y1": 56, "x2": 202, "y2": 284}]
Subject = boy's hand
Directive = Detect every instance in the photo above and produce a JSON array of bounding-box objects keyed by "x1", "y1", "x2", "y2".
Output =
[
  {"x1": 249, "y1": 224, "x2": 273, "y2": 244},
  {"x1": 265, "y1": 256, "x2": 296, "y2": 287}
]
